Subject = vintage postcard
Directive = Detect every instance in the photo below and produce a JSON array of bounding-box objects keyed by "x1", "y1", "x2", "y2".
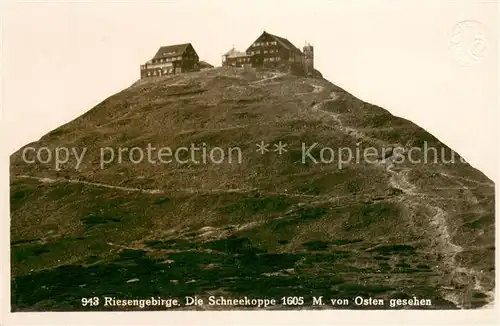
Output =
[{"x1": 1, "y1": 0, "x2": 498, "y2": 325}]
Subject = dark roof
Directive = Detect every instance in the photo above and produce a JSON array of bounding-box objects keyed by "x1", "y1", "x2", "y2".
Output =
[
  {"x1": 247, "y1": 31, "x2": 303, "y2": 56},
  {"x1": 266, "y1": 32, "x2": 303, "y2": 56},
  {"x1": 198, "y1": 61, "x2": 214, "y2": 68},
  {"x1": 153, "y1": 43, "x2": 191, "y2": 59}
]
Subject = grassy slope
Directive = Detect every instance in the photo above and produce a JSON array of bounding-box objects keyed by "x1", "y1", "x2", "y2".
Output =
[{"x1": 10, "y1": 67, "x2": 495, "y2": 310}]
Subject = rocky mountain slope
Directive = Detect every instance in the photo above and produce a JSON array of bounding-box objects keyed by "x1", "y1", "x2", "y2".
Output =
[{"x1": 10, "y1": 67, "x2": 495, "y2": 310}]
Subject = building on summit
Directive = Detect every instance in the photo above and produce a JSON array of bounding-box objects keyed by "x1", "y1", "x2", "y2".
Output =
[
  {"x1": 302, "y1": 43, "x2": 314, "y2": 76},
  {"x1": 140, "y1": 43, "x2": 200, "y2": 79},
  {"x1": 221, "y1": 47, "x2": 252, "y2": 68},
  {"x1": 222, "y1": 31, "x2": 315, "y2": 76},
  {"x1": 140, "y1": 32, "x2": 317, "y2": 79}
]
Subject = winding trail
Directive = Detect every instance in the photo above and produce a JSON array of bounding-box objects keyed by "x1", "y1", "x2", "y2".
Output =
[
  {"x1": 440, "y1": 172, "x2": 494, "y2": 187},
  {"x1": 16, "y1": 175, "x2": 165, "y2": 194},
  {"x1": 249, "y1": 72, "x2": 286, "y2": 84},
  {"x1": 307, "y1": 83, "x2": 494, "y2": 308},
  {"x1": 13, "y1": 175, "x2": 323, "y2": 199},
  {"x1": 385, "y1": 162, "x2": 468, "y2": 307}
]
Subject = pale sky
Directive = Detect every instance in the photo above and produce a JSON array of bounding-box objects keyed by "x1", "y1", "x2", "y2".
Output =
[{"x1": 1, "y1": 0, "x2": 498, "y2": 181}]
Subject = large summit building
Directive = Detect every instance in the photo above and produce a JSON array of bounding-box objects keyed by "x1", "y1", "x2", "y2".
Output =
[
  {"x1": 222, "y1": 31, "x2": 315, "y2": 76},
  {"x1": 140, "y1": 43, "x2": 200, "y2": 79}
]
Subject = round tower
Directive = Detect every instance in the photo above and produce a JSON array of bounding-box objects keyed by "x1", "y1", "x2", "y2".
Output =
[{"x1": 303, "y1": 43, "x2": 314, "y2": 76}]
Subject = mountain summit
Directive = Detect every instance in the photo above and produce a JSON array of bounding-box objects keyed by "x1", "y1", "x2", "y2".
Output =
[{"x1": 10, "y1": 67, "x2": 495, "y2": 310}]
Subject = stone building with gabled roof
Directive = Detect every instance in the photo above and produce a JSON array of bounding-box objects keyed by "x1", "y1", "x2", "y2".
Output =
[{"x1": 140, "y1": 43, "x2": 200, "y2": 79}]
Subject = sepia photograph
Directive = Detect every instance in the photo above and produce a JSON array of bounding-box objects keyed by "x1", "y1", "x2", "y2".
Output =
[{"x1": 1, "y1": 0, "x2": 498, "y2": 325}]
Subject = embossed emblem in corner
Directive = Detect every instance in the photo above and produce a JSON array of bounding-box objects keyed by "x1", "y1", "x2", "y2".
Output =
[{"x1": 449, "y1": 20, "x2": 489, "y2": 66}]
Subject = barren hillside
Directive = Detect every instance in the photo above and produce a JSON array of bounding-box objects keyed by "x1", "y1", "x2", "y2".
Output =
[{"x1": 10, "y1": 67, "x2": 495, "y2": 310}]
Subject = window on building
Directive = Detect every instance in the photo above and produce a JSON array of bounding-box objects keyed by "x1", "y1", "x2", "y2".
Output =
[
  {"x1": 270, "y1": 57, "x2": 275, "y2": 62},
  {"x1": 276, "y1": 56, "x2": 281, "y2": 61},
  {"x1": 264, "y1": 50, "x2": 268, "y2": 54}
]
